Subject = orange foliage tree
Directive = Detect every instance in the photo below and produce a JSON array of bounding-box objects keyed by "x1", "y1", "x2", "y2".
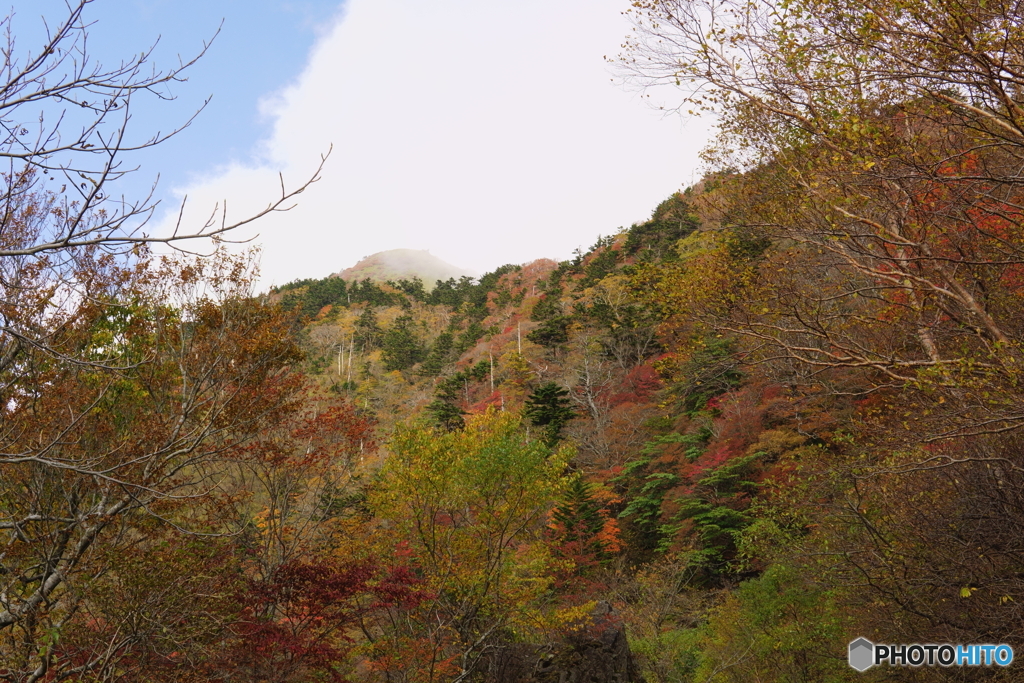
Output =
[{"x1": 0, "y1": 246, "x2": 308, "y2": 680}]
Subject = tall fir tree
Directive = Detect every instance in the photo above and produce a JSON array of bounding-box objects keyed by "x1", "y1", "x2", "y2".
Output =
[
  {"x1": 381, "y1": 315, "x2": 425, "y2": 372},
  {"x1": 524, "y1": 382, "x2": 575, "y2": 446}
]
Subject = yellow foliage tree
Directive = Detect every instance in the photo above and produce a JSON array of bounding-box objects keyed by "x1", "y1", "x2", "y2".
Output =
[{"x1": 367, "y1": 411, "x2": 581, "y2": 681}]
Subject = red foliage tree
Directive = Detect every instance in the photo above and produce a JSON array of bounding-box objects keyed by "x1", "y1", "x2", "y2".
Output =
[{"x1": 217, "y1": 559, "x2": 427, "y2": 683}]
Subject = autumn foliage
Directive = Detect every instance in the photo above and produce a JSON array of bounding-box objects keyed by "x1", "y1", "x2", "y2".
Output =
[{"x1": 8, "y1": 0, "x2": 1024, "y2": 681}]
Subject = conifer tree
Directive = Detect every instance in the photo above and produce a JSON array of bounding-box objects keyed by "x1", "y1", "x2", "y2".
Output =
[
  {"x1": 551, "y1": 477, "x2": 607, "y2": 559},
  {"x1": 354, "y1": 307, "x2": 382, "y2": 349},
  {"x1": 419, "y1": 331, "x2": 454, "y2": 377},
  {"x1": 426, "y1": 376, "x2": 466, "y2": 431},
  {"x1": 381, "y1": 315, "x2": 425, "y2": 372},
  {"x1": 524, "y1": 382, "x2": 576, "y2": 446}
]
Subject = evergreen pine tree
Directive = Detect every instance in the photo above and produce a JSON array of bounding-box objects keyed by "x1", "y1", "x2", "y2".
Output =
[
  {"x1": 381, "y1": 315, "x2": 425, "y2": 372},
  {"x1": 524, "y1": 382, "x2": 575, "y2": 446},
  {"x1": 419, "y1": 331, "x2": 454, "y2": 377},
  {"x1": 552, "y1": 477, "x2": 606, "y2": 554},
  {"x1": 354, "y1": 307, "x2": 382, "y2": 349},
  {"x1": 426, "y1": 375, "x2": 466, "y2": 431}
]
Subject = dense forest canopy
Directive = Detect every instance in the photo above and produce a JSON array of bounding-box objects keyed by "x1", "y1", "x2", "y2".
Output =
[{"x1": 2, "y1": 0, "x2": 1024, "y2": 681}]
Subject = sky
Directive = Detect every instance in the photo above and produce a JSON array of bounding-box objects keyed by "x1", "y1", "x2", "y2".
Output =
[{"x1": 18, "y1": 0, "x2": 711, "y2": 288}]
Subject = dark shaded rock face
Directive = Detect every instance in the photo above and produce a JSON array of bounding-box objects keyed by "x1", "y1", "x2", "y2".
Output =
[{"x1": 475, "y1": 603, "x2": 645, "y2": 683}]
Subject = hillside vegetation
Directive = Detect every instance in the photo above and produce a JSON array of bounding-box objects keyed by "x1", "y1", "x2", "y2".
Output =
[{"x1": 4, "y1": 0, "x2": 1024, "y2": 680}]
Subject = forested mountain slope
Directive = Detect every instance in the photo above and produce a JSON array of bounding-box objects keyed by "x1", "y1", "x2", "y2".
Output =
[
  {"x1": 7, "y1": 182, "x2": 1023, "y2": 682},
  {"x1": 254, "y1": 169, "x2": 1024, "y2": 680},
  {"x1": 5, "y1": 0, "x2": 1024, "y2": 678}
]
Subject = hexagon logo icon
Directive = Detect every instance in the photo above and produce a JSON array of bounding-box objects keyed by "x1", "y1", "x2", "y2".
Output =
[{"x1": 848, "y1": 638, "x2": 874, "y2": 671}]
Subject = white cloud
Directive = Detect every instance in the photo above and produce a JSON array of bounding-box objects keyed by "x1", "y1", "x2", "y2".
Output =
[{"x1": 155, "y1": 0, "x2": 711, "y2": 288}]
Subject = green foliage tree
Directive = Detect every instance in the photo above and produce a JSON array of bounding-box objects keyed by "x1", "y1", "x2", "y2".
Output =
[
  {"x1": 669, "y1": 453, "x2": 760, "y2": 572},
  {"x1": 524, "y1": 382, "x2": 576, "y2": 446},
  {"x1": 279, "y1": 276, "x2": 347, "y2": 318},
  {"x1": 618, "y1": 474, "x2": 677, "y2": 557},
  {"x1": 420, "y1": 330, "x2": 455, "y2": 377},
  {"x1": 552, "y1": 478, "x2": 606, "y2": 548},
  {"x1": 624, "y1": 192, "x2": 700, "y2": 260},
  {"x1": 391, "y1": 276, "x2": 427, "y2": 301},
  {"x1": 630, "y1": 562, "x2": 854, "y2": 683},
  {"x1": 426, "y1": 275, "x2": 473, "y2": 307},
  {"x1": 527, "y1": 315, "x2": 572, "y2": 349},
  {"x1": 354, "y1": 307, "x2": 383, "y2": 349},
  {"x1": 381, "y1": 314, "x2": 425, "y2": 372},
  {"x1": 531, "y1": 292, "x2": 561, "y2": 322},
  {"x1": 577, "y1": 248, "x2": 620, "y2": 289},
  {"x1": 455, "y1": 319, "x2": 486, "y2": 355},
  {"x1": 548, "y1": 477, "x2": 619, "y2": 573},
  {"x1": 425, "y1": 376, "x2": 466, "y2": 431}
]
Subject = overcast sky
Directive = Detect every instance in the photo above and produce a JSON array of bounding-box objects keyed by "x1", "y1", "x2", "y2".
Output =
[{"x1": 22, "y1": 0, "x2": 710, "y2": 288}]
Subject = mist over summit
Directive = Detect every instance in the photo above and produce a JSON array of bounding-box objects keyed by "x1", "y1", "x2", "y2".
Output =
[{"x1": 336, "y1": 249, "x2": 478, "y2": 288}]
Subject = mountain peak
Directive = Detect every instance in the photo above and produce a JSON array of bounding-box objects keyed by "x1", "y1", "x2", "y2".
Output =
[{"x1": 336, "y1": 249, "x2": 476, "y2": 287}]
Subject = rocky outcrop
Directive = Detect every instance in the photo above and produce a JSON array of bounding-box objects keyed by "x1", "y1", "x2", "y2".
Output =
[
  {"x1": 473, "y1": 603, "x2": 645, "y2": 683},
  {"x1": 531, "y1": 602, "x2": 643, "y2": 683}
]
